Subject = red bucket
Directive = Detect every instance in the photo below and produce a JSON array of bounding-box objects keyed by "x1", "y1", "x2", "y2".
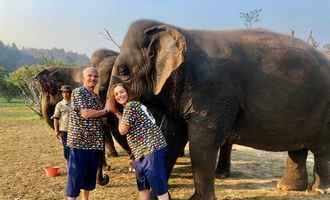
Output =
[{"x1": 44, "y1": 166, "x2": 61, "y2": 177}]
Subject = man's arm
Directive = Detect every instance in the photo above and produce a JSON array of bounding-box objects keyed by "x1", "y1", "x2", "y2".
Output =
[
  {"x1": 53, "y1": 118, "x2": 61, "y2": 140},
  {"x1": 80, "y1": 108, "x2": 108, "y2": 119}
]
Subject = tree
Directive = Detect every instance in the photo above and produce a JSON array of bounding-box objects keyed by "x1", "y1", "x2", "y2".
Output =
[
  {"x1": 306, "y1": 31, "x2": 319, "y2": 48},
  {"x1": 324, "y1": 43, "x2": 330, "y2": 51},
  {"x1": 0, "y1": 66, "x2": 20, "y2": 102},
  {"x1": 240, "y1": 9, "x2": 262, "y2": 28},
  {"x1": 0, "y1": 66, "x2": 7, "y2": 90},
  {"x1": 10, "y1": 64, "x2": 46, "y2": 113}
]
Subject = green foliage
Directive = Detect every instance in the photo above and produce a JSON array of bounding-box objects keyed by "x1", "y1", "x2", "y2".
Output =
[
  {"x1": 10, "y1": 64, "x2": 46, "y2": 90},
  {"x1": 9, "y1": 63, "x2": 80, "y2": 115},
  {"x1": 324, "y1": 43, "x2": 330, "y2": 51},
  {"x1": 240, "y1": 9, "x2": 262, "y2": 28},
  {"x1": 0, "y1": 66, "x2": 21, "y2": 102},
  {"x1": 10, "y1": 64, "x2": 51, "y2": 104}
]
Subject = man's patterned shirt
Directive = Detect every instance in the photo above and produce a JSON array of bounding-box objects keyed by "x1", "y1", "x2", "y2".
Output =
[{"x1": 67, "y1": 86, "x2": 104, "y2": 150}]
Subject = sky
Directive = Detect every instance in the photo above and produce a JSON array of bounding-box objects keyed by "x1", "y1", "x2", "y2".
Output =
[{"x1": 0, "y1": 0, "x2": 329, "y2": 57}]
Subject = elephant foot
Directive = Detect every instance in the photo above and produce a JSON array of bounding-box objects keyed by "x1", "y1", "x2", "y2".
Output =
[
  {"x1": 103, "y1": 164, "x2": 111, "y2": 172},
  {"x1": 277, "y1": 176, "x2": 308, "y2": 191},
  {"x1": 310, "y1": 151, "x2": 330, "y2": 194},
  {"x1": 215, "y1": 167, "x2": 230, "y2": 178},
  {"x1": 106, "y1": 150, "x2": 119, "y2": 157},
  {"x1": 215, "y1": 143, "x2": 232, "y2": 179},
  {"x1": 312, "y1": 188, "x2": 330, "y2": 194},
  {"x1": 189, "y1": 192, "x2": 216, "y2": 200},
  {"x1": 97, "y1": 174, "x2": 110, "y2": 186},
  {"x1": 277, "y1": 149, "x2": 308, "y2": 191},
  {"x1": 178, "y1": 150, "x2": 185, "y2": 157},
  {"x1": 310, "y1": 172, "x2": 330, "y2": 194}
]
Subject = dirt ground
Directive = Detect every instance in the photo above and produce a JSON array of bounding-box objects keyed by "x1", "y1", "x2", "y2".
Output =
[{"x1": 0, "y1": 102, "x2": 329, "y2": 200}]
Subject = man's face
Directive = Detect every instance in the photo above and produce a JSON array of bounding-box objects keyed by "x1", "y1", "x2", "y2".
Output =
[
  {"x1": 83, "y1": 69, "x2": 99, "y2": 88},
  {"x1": 62, "y1": 91, "x2": 71, "y2": 101}
]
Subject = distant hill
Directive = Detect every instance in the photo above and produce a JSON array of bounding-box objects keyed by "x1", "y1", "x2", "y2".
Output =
[{"x1": 0, "y1": 40, "x2": 89, "y2": 71}]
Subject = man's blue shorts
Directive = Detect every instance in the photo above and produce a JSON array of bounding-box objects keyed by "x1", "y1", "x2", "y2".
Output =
[
  {"x1": 66, "y1": 148, "x2": 101, "y2": 198},
  {"x1": 133, "y1": 147, "x2": 168, "y2": 196}
]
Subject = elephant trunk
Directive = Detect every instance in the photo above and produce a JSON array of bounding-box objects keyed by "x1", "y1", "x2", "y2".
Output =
[{"x1": 41, "y1": 93, "x2": 56, "y2": 129}]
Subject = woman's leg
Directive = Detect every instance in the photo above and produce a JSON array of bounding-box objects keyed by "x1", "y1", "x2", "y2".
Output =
[
  {"x1": 138, "y1": 190, "x2": 150, "y2": 200},
  {"x1": 157, "y1": 192, "x2": 169, "y2": 200}
]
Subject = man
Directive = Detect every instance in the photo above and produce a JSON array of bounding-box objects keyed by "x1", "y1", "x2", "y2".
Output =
[
  {"x1": 52, "y1": 85, "x2": 72, "y2": 165},
  {"x1": 66, "y1": 67, "x2": 109, "y2": 200}
]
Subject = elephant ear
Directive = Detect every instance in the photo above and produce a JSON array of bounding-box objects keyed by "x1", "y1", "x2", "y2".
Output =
[{"x1": 144, "y1": 25, "x2": 186, "y2": 95}]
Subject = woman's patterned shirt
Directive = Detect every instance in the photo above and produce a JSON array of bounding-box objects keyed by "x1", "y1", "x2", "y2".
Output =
[
  {"x1": 67, "y1": 86, "x2": 104, "y2": 150},
  {"x1": 121, "y1": 101, "x2": 167, "y2": 159}
]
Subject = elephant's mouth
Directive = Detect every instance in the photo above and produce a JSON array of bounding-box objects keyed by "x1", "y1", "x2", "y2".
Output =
[{"x1": 110, "y1": 75, "x2": 127, "y2": 85}]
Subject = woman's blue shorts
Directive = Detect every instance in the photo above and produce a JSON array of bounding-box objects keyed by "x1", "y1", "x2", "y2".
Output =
[{"x1": 133, "y1": 147, "x2": 168, "y2": 196}]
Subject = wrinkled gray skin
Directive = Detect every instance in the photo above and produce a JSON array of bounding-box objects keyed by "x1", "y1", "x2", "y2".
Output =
[{"x1": 109, "y1": 19, "x2": 330, "y2": 199}]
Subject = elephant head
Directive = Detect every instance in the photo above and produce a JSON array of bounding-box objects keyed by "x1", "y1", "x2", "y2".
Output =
[
  {"x1": 109, "y1": 20, "x2": 187, "y2": 108},
  {"x1": 91, "y1": 49, "x2": 118, "y2": 102},
  {"x1": 35, "y1": 67, "x2": 82, "y2": 128}
]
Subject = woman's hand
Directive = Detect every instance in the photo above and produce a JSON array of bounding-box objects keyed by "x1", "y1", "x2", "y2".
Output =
[{"x1": 105, "y1": 98, "x2": 118, "y2": 113}]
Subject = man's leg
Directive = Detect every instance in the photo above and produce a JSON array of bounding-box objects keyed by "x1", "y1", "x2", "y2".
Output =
[
  {"x1": 81, "y1": 190, "x2": 90, "y2": 200},
  {"x1": 66, "y1": 149, "x2": 83, "y2": 199},
  {"x1": 80, "y1": 150, "x2": 100, "y2": 197}
]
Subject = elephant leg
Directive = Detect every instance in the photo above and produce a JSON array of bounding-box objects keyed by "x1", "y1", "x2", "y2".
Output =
[
  {"x1": 96, "y1": 150, "x2": 110, "y2": 186},
  {"x1": 277, "y1": 148, "x2": 308, "y2": 191},
  {"x1": 215, "y1": 142, "x2": 232, "y2": 178},
  {"x1": 310, "y1": 150, "x2": 330, "y2": 193},
  {"x1": 188, "y1": 123, "x2": 218, "y2": 200},
  {"x1": 109, "y1": 123, "x2": 132, "y2": 156},
  {"x1": 167, "y1": 140, "x2": 188, "y2": 176},
  {"x1": 105, "y1": 131, "x2": 119, "y2": 157}
]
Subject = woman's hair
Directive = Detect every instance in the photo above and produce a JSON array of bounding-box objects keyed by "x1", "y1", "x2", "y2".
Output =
[{"x1": 108, "y1": 83, "x2": 130, "y2": 113}]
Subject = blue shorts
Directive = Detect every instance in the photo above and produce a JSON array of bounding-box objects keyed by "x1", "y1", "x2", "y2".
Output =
[
  {"x1": 133, "y1": 147, "x2": 168, "y2": 196},
  {"x1": 66, "y1": 148, "x2": 101, "y2": 198}
]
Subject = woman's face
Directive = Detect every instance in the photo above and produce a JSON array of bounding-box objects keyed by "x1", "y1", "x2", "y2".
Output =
[{"x1": 113, "y1": 85, "x2": 128, "y2": 105}]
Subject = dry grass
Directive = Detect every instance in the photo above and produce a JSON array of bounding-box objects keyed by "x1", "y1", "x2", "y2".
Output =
[{"x1": 0, "y1": 101, "x2": 329, "y2": 200}]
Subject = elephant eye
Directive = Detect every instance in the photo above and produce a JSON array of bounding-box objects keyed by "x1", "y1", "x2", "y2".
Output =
[{"x1": 118, "y1": 65, "x2": 130, "y2": 76}]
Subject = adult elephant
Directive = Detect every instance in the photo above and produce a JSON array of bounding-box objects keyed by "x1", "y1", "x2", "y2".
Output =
[{"x1": 108, "y1": 19, "x2": 330, "y2": 199}]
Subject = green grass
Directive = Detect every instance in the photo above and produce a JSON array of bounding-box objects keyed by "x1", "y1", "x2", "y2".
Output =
[{"x1": 0, "y1": 98, "x2": 40, "y2": 122}]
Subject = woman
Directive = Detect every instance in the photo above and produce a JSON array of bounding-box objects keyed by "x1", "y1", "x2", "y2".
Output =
[{"x1": 107, "y1": 83, "x2": 170, "y2": 200}]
